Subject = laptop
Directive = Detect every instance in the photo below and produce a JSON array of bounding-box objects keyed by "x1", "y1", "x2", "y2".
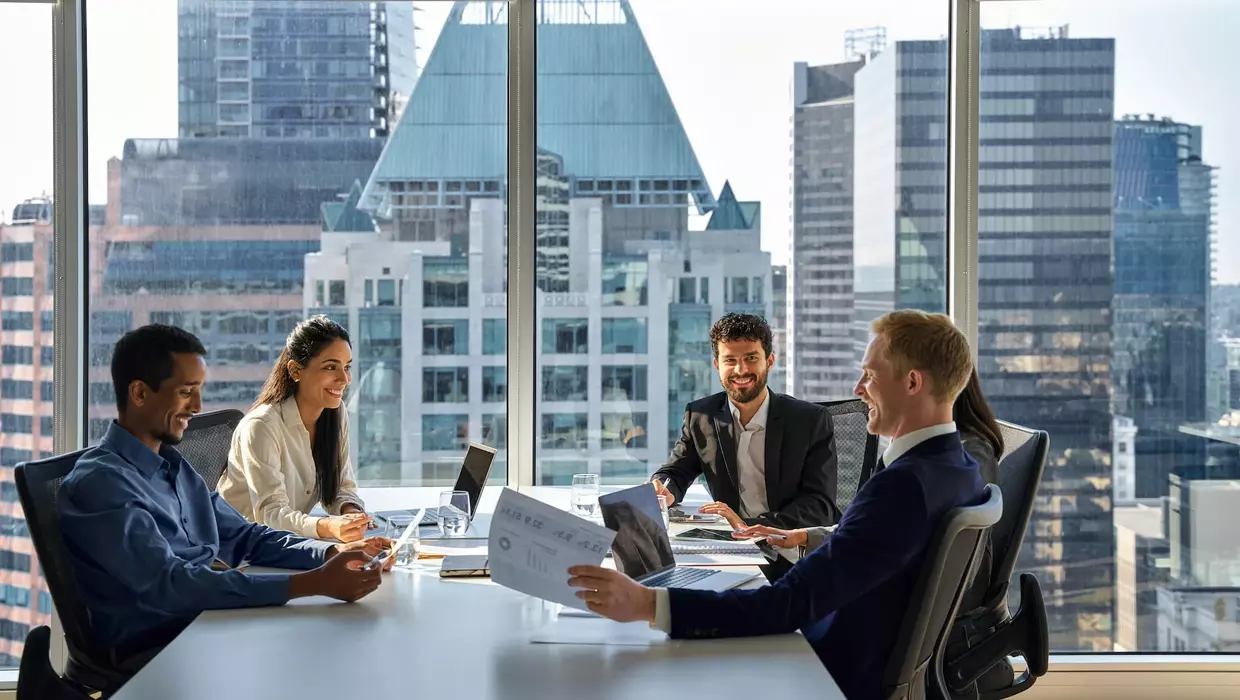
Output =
[
  {"x1": 598, "y1": 484, "x2": 756, "y2": 591},
  {"x1": 373, "y1": 442, "x2": 497, "y2": 527}
]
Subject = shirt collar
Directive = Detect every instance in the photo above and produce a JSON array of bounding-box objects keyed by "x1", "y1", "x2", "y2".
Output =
[
  {"x1": 729, "y1": 388, "x2": 771, "y2": 430},
  {"x1": 883, "y1": 422, "x2": 957, "y2": 466},
  {"x1": 279, "y1": 396, "x2": 307, "y2": 434},
  {"x1": 100, "y1": 420, "x2": 177, "y2": 479}
]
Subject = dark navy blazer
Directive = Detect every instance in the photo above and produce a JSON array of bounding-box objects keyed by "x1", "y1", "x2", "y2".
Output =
[{"x1": 667, "y1": 432, "x2": 985, "y2": 700}]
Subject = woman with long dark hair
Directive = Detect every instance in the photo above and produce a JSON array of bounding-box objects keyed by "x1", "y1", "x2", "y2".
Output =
[
  {"x1": 953, "y1": 368, "x2": 1004, "y2": 484},
  {"x1": 218, "y1": 316, "x2": 370, "y2": 542}
]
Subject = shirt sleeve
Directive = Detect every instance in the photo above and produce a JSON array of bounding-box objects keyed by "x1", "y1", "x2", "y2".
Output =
[
  {"x1": 328, "y1": 410, "x2": 364, "y2": 515},
  {"x1": 653, "y1": 588, "x2": 672, "y2": 633},
  {"x1": 60, "y1": 470, "x2": 296, "y2": 617},
  {"x1": 232, "y1": 418, "x2": 323, "y2": 538},
  {"x1": 212, "y1": 491, "x2": 333, "y2": 570}
]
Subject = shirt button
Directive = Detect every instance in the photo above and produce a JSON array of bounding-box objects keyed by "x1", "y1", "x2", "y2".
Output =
[{"x1": 305, "y1": 489, "x2": 311, "y2": 495}]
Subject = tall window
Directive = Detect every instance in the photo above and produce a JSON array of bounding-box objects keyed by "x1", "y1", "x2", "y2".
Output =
[
  {"x1": 0, "y1": 0, "x2": 54, "y2": 670},
  {"x1": 86, "y1": 1, "x2": 508, "y2": 488}
]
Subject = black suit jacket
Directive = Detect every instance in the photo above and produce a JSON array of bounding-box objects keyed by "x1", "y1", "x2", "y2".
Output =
[{"x1": 651, "y1": 392, "x2": 840, "y2": 529}]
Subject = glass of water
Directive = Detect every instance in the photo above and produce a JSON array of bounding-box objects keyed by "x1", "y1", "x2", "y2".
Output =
[
  {"x1": 384, "y1": 516, "x2": 419, "y2": 567},
  {"x1": 656, "y1": 494, "x2": 671, "y2": 528},
  {"x1": 570, "y1": 473, "x2": 600, "y2": 518},
  {"x1": 438, "y1": 490, "x2": 471, "y2": 537}
]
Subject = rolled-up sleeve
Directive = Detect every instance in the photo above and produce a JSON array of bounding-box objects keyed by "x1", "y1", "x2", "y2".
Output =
[
  {"x1": 61, "y1": 472, "x2": 293, "y2": 617},
  {"x1": 232, "y1": 419, "x2": 322, "y2": 538}
]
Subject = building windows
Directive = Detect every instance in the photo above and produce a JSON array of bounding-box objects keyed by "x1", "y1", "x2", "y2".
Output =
[
  {"x1": 422, "y1": 368, "x2": 468, "y2": 403},
  {"x1": 0, "y1": 243, "x2": 33, "y2": 262},
  {"x1": 481, "y1": 413, "x2": 507, "y2": 450},
  {"x1": 0, "y1": 311, "x2": 33, "y2": 331},
  {"x1": 482, "y1": 366, "x2": 506, "y2": 403},
  {"x1": 0, "y1": 380, "x2": 32, "y2": 400},
  {"x1": 601, "y1": 412, "x2": 647, "y2": 449},
  {"x1": 423, "y1": 320, "x2": 469, "y2": 355},
  {"x1": 601, "y1": 259, "x2": 648, "y2": 306},
  {"x1": 601, "y1": 365, "x2": 647, "y2": 401},
  {"x1": 1, "y1": 346, "x2": 33, "y2": 365},
  {"x1": 328, "y1": 280, "x2": 346, "y2": 306},
  {"x1": 540, "y1": 413, "x2": 588, "y2": 450},
  {"x1": 37, "y1": 591, "x2": 51, "y2": 616},
  {"x1": 423, "y1": 258, "x2": 469, "y2": 307},
  {"x1": 541, "y1": 366, "x2": 588, "y2": 402},
  {"x1": 601, "y1": 459, "x2": 651, "y2": 484},
  {"x1": 601, "y1": 318, "x2": 647, "y2": 354},
  {"x1": 0, "y1": 415, "x2": 33, "y2": 434},
  {"x1": 0, "y1": 550, "x2": 31, "y2": 573},
  {"x1": 0, "y1": 620, "x2": 29, "y2": 644},
  {"x1": 542, "y1": 318, "x2": 588, "y2": 354},
  {"x1": 482, "y1": 318, "x2": 506, "y2": 355},
  {"x1": 422, "y1": 414, "x2": 468, "y2": 452},
  {"x1": 728, "y1": 277, "x2": 750, "y2": 304},
  {"x1": 1, "y1": 278, "x2": 33, "y2": 297}
]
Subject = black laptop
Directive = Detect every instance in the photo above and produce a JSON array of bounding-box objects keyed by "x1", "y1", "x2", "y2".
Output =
[{"x1": 374, "y1": 442, "x2": 497, "y2": 526}]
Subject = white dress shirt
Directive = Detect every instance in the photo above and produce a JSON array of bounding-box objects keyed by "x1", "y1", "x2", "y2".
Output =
[
  {"x1": 651, "y1": 420, "x2": 959, "y2": 633},
  {"x1": 218, "y1": 397, "x2": 363, "y2": 538},
  {"x1": 729, "y1": 388, "x2": 771, "y2": 519}
]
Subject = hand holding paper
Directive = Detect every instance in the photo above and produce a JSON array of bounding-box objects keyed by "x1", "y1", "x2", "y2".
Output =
[{"x1": 488, "y1": 488, "x2": 615, "y2": 610}]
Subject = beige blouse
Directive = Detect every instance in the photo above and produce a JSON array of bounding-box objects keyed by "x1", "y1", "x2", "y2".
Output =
[{"x1": 218, "y1": 397, "x2": 363, "y2": 538}]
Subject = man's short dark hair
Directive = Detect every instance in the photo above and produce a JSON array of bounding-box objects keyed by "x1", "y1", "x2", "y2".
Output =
[
  {"x1": 708, "y1": 313, "x2": 774, "y2": 359},
  {"x1": 111, "y1": 325, "x2": 207, "y2": 413}
]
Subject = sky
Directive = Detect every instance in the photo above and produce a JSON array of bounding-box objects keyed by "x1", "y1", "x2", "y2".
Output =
[{"x1": 1, "y1": 0, "x2": 1238, "y2": 281}]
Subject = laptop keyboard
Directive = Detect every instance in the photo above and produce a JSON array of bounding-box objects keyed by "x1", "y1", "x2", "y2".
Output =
[{"x1": 643, "y1": 566, "x2": 716, "y2": 588}]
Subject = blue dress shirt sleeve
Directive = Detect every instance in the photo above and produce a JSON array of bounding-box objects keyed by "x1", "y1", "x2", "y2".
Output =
[
  {"x1": 667, "y1": 468, "x2": 930, "y2": 639},
  {"x1": 211, "y1": 491, "x2": 333, "y2": 569},
  {"x1": 61, "y1": 470, "x2": 298, "y2": 618}
]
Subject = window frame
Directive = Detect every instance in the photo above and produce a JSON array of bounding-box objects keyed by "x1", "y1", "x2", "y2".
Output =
[{"x1": 27, "y1": 0, "x2": 1239, "y2": 688}]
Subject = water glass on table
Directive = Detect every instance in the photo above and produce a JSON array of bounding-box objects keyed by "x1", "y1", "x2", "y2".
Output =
[
  {"x1": 438, "y1": 490, "x2": 471, "y2": 537},
  {"x1": 570, "y1": 473, "x2": 600, "y2": 518},
  {"x1": 383, "y1": 516, "x2": 419, "y2": 567},
  {"x1": 656, "y1": 494, "x2": 671, "y2": 528}
]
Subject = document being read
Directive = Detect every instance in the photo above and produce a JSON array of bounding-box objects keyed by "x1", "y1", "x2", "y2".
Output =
[{"x1": 489, "y1": 488, "x2": 616, "y2": 611}]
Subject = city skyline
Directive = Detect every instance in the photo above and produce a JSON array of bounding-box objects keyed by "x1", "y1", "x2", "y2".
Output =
[{"x1": 2, "y1": 1, "x2": 1239, "y2": 282}]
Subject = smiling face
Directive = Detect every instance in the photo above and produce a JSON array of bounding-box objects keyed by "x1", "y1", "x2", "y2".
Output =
[
  {"x1": 714, "y1": 338, "x2": 773, "y2": 405},
  {"x1": 290, "y1": 337, "x2": 352, "y2": 411},
  {"x1": 129, "y1": 352, "x2": 206, "y2": 446},
  {"x1": 854, "y1": 335, "x2": 908, "y2": 438}
]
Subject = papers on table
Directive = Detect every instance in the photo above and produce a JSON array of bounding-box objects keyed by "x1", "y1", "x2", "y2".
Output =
[
  {"x1": 489, "y1": 488, "x2": 616, "y2": 611},
  {"x1": 529, "y1": 617, "x2": 667, "y2": 646}
]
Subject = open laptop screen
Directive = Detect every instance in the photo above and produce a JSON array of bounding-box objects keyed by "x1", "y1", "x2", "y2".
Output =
[
  {"x1": 598, "y1": 484, "x2": 675, "y2": 579},
  {"x1": 452, "y1": 443, "x2": 497, "y2": 516}
]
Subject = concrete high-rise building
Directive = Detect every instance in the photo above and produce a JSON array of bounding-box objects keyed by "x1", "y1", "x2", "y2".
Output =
[
  {"x1": 177, "y1": 1, "x2": 417, "y2": 139},
  {"x1": 0, "y1": 198, "x2": 55, "y2": 664},
  {"x1": 853, "y1": 27, "x2": 1116, "y2": 651},
  {"x1": 306, "y1": 0, "x2": 773, "y2": 486},
  {"x1": 1112, "y1": 115, "x2": 1214, "y2": 501},
  {"x1": 789, "y1": 60, "x2": 864, "y2": 401},
  {"x1": 770, "y1": 264, "x2": 787, "y2": 394},
  {"x1": 1113, "y1": 502, "x2": 1169, "y2": 651}
]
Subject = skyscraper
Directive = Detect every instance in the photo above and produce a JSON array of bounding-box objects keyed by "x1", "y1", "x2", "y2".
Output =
[
  {"x1": 177, "y1": 1, "x2": 416, "y2": 139},
  {"x1": 1112, "y1": 115, "x2": 1215, "y2": 501},
  {"x1": 789, "y1": 60, "x2": 864, "y2": 401},
  {"x1": 854, "y1": 27, "x2": 1116, "y2": 651}
]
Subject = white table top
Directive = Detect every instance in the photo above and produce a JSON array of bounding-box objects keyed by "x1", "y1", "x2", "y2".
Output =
[{"x1": 114, "y1": 487, "x2": 842, "y2": 700}]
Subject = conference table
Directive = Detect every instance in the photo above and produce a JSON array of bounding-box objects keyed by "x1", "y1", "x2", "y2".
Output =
[{"x1": 113, "y1": 486, "x2": 843, "y2": 700}]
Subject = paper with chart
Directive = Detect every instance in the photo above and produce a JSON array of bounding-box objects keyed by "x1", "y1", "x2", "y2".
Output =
[{"x1": 489, "y1": 488, "x2": 616, "y2": 611}]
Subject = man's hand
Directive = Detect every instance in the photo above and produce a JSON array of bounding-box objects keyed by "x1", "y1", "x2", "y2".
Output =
[
  {"x1": 733, "y1": 525, "x2": 807, "y2": 550},
  {"x1": 316, "y1": 513, "x2": 371, "y2": 543},
  {"x1": 652, "y1": 478, "x2": 675, "y2": 506},
  {"x1": 699, "y1": 502, "x2": 745, "y2": 529},
  {"x1": 330, "y1": 536, "x2": 395, "y2": 571},
  {"x1": 567, "y1": 566, "x2": 657, "y2": 623},
  {"x1": 290, "y1": 550, "x2": 382, "y2": 602}
]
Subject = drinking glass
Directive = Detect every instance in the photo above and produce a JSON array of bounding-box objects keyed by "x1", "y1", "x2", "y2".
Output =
[
  {"x1": 384, "y1": 516, "x2": 419, "y2": 567},
  {"x1": 570, "y1": 473, "x2": 600, "y2": 518},
  {"x1": 438, "y1": 490, "x2": 471, "y2": 536},
  {"x1": 656, "y1": 494, "x2": 671, "y2": 528}
]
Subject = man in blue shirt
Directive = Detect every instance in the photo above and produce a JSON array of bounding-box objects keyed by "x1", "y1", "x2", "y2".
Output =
[
  {"x1": 568, "y1": 310, "x2": 987, "y2": 700},
  {"x1": 60, "y1": 324, "x2": 390, "y2": 673}
]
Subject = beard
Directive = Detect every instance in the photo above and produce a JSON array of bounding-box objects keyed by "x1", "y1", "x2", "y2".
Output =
[{"x1": 722, "y1": 372, "x2": 767, "y2": 404}]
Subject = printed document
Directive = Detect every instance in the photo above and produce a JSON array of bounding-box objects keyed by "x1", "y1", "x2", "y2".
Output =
[{"x1": 489, "y1": 488, "x2": 616, "y2": 611}]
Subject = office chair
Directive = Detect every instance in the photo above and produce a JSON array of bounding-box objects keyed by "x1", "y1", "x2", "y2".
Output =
[
  {"x1": 882, "y1": 484, "x2": 1003, "y2": 700},
  {"x1": 178, "y1": 408, "x2": 245, "y2": 491},
  {"x1": 819, "y1": 399, "x2": 881, "y2": 512},
  {"x1": 16, "y1": 451, "x2": 131, "y2": 697},
  {"x1": 17, "y1": 626, "x2": 91, "y2": 700},
  {"x1": 936, "y1": 423, "x2": 1051, "y2": 699}
]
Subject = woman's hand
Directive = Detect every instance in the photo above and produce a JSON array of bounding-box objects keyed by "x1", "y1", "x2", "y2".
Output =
[
  {"x1": 733, "y1": 525, "x2": 807, "y2": 550},
  {"x1": 317, "y1": 513, "x2": 372, "y2": 543}
]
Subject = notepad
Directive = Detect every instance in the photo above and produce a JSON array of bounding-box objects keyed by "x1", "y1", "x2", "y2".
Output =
[{"x1": 670, "y1": 541, "x2": 763, "y2": 555}]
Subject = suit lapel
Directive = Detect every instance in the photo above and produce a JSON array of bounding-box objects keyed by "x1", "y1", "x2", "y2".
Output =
[
  {"x1": 763, "y1": 393, "x2": 783, "y2": 507},
  {"x1": 712, "y1": 400, "x2": 741, "y2": 495}
]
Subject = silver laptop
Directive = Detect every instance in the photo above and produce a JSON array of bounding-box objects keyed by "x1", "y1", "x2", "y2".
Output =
[
  {"x1": 598, "y1": 484, "x2": 756, "y2": 591},
  {"x1": 373, "y1": 442, "x2": 497, "y2": 526}
]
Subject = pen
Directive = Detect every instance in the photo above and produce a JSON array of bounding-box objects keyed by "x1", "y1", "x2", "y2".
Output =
[{"x1": 362, "y1": 549, "x2": 389, "y2": 570}]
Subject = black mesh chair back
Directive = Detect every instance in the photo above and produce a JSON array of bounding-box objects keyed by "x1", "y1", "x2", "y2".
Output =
[
  {"x1": 17, "y1": 626, "x2": 91, "y2": 700},
  {"x1": 178, "y1": 409, "x2": 245, "y2": 491},
  {"x1": 990, "y1": 422, "x2": 1049, "y2": 598},
  {"x1": 882, "y1": 485, "x2": 1003, "y2": 700},
  {"x1": 819, "y1": 399, "x2": 880, "y2": 512},
  {"x1": 15, "y1": 451, "x2": 129, "y2": 694}
]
